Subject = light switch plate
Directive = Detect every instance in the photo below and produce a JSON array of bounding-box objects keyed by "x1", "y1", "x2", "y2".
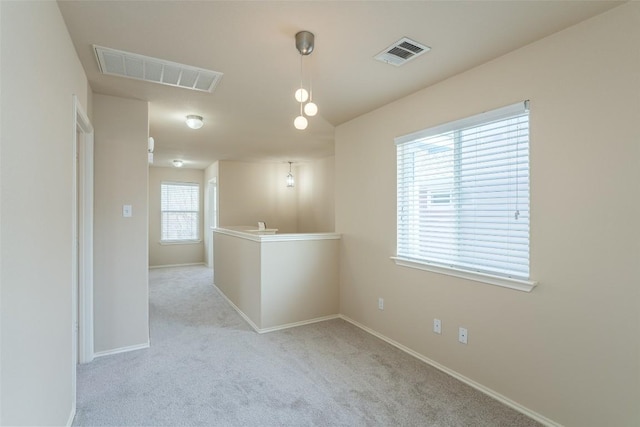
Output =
[{"x1": 123, "y1": 204, "x2": 132, "y2": 217}]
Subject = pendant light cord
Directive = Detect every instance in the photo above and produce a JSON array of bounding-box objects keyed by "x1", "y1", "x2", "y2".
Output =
[
  {"x1": 308, "y1": 54, "x2": 313, "y2": 102},
  {"x1": 299, "y1": 54, "x2": 305, "y2": 115}
]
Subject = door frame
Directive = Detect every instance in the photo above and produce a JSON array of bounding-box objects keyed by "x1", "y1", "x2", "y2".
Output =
[
  {"x1": 71, "y1": 95, "x2": 95, "y2": 407},
  {"x1": 207, "y1": 177, "x2": 218, "y2": 267}
]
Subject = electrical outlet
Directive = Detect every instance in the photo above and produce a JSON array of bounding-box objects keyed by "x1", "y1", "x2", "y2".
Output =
[
  {"x1": 378, "y1": 298, "x2": 384, "y2": 310},
  {"x1": 458, "y1": 327, "x2": 468, "y2": 344},
  {"x1": 433, "y1": 318, "x2": 442, "y2": 334}
]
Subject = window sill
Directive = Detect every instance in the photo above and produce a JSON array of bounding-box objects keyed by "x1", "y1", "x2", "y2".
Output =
[
  {"x1": 390, "y1": 257, "x2": 537, "y2": 292},
  {"x1": 160, "y1": 240, "x2": 202, "y2": 246}
]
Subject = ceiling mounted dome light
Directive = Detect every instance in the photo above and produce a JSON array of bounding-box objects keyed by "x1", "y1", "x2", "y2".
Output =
[
  {"x1": 185, "y1": 115, "x2": 204, "y2": 129},
  {"x1": 293, "y1": 30, "x2": 318, "y2": 130},
  {"x1": 173, "y1": 159, "x2": 184, "y2": 167}
]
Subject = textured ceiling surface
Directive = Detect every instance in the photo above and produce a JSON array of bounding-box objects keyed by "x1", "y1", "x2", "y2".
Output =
[{"x1": 58, "y1": 1, "x2": 620, "y2": 169}]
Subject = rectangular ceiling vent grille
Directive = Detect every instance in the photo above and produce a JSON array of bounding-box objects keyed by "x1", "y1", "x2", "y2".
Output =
[
  {"x1": 374, "y1": 37, "x2": 431, "y2": 66},
  {"x1": 93, "y1": 45, "x2": 223, "y2": 93}
]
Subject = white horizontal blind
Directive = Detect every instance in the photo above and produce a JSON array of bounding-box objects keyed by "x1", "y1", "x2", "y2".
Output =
[
  {"x1": 161, "y1": 182, "x2": 199, "y2": 241},
  {"x1": 396, "y1": 101, "x2": 530, "y2": 280}
]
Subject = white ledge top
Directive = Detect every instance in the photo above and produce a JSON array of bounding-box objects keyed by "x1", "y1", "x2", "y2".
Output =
[{"x1": 213, "y1": 226, "x2": 341, "y2": 242}]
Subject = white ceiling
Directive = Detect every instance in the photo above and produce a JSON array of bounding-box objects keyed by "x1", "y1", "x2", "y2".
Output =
[{"x1": 58, "y1": 1, "x2": 621, "y2": 169}]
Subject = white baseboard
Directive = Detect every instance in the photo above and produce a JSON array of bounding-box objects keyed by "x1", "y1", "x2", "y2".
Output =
[
  {"x1": 211, "y1": 283, "x2": 340, "y2": 334},
  {"x1": 93, "y1": 342, "x2": 150, "y2": 358},
  {"x1": 256, "y1": 314, "x2": 341, "y2": 334},
  {"x1": 149, "y1": 262, "x2": 205, "y2": 269},
  {"x1": 66, "y1": 405, "x2": 76, "y2": 427},
  {"x1": 339, "y1": 315, "x2": 561, "y2": 427},
  {"x1": 210, "y1": 279, "x2": 558, "y2": 426},
  {"x1": 211, "y1": 283, "x2": 261, "y2": 332}
]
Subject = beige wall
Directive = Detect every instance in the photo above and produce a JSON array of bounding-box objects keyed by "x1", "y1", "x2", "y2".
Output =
[
  {"x1": 213, "y1": 232, "x2": 261, "y2": 324},
  {"x1": 261, "y1": 239, "x2": 339, "y2": 329},
  {"x1": 149, "y1": 166, "x2": 204, "y2": 267},
  {"x1": 218, "y1": 160, "x2": 298, "y2": 233},
  {"x1": 297, "y1": 157, "x2": 335, "y2": 233},
  {"x1": 0, "y1": 2, "x2": 89, "y2": 425},
  {"x1": 213, "y1": 230, "x2": 340, "y2": 330},
  {"x1": 335, "y1": 4, "x2": 639, "y2": 426},
  {"x1": 93, "y1": 94, "x2": 149, "y2": 354},
  {"x1": 217, "y1": 158, "x2": 334, "y2": 235}
]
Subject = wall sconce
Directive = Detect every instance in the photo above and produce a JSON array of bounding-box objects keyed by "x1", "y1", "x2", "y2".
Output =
[
  {"x1": 286, "y1": 161, "x2": 295, "y2": 187},
  {"x1": 173, "y1": 159, "x2": 184, "y2": 168},
  {"x1": 293, "y1": 31, "x2": 318, "y2": 130},
  {"x1": 185, "y1": 115, "x2": 204, "y2": 129}
]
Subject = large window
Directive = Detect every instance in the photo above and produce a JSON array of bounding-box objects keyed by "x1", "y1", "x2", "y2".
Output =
[
  {"x1": 395, "y1": 101, "x2": 531, "y2": 286},
  {"x1": 161, "y1": 182, "x2": 200, "y2": 242}
]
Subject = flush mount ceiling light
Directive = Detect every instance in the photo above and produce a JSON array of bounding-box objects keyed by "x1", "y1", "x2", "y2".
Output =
[
  {"x1": 185, "y1": 115, "x2": 204, "y2": 129},
  {"x1": 293, "y1": 30, "x2": 318, "y2": 130},
  {"x1": 173, "y1": 159, "x2": 184, "y2": 168},
  {"x1": 286, "y1": 162, "x2": 295, "y2": 187}
]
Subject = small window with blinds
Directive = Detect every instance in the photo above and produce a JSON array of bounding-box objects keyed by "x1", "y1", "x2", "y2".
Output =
[
  {"x1": 395, "y1": 101, "x2": 535, "y2": 290},
  {"x1": 161, "y1": 182, "x2": 200, "y2": 242}
]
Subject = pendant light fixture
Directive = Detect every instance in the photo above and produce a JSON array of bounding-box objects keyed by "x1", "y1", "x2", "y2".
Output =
[
  {"x1": 286, "y1": 161, "x2": 295, "y2": 187},
  {"x1": 293, "y1": 31, "x2": 318, "y2": 130},
  {"x1": 303, "y1": 53, "x2": 317, "y2": 117}
]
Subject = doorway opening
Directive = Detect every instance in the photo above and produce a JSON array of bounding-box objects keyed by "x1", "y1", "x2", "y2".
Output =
[{"x1": 71, "y1": 95, "x2": 94, "y2": 410}]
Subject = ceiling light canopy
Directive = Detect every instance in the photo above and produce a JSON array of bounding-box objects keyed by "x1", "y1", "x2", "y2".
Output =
[
  {"x1": 185, "y1": 115, "x2": 204, "y2": 129},
  {"x1": 296, "y1": 31, "x2": 315, "y2": 55}
]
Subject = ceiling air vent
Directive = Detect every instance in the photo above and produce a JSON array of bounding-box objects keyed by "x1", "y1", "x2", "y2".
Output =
[
  {"x1": 374, "y1": 37, "x2": 431, "y2": 67},
  {"x1": 93, "y1": 45, "x2": 223, "y2": 93}
]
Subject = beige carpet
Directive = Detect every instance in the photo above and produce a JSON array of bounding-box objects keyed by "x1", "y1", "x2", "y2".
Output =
[{"x1": 73, "y1": 265, "x2": 540, "y2": 426}]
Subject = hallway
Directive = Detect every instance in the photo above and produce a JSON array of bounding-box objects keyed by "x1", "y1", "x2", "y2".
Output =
[{"x1": 73, "y1": 265, "x2": 538, "y2": 426}]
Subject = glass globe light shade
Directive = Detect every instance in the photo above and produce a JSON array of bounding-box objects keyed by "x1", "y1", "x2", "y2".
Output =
[
  {"x1": 294, "y1": 88, "x2": 309, "y2": 103},
  {"x1": 294, "y1": 115, "x2": 308, "y2": 130},
  {"x1": 185, "y1": 115, "x2": 204, "y2": 129},
  {"x1": 304, "y1": 102, "x2": 318, "y2": 117}
]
